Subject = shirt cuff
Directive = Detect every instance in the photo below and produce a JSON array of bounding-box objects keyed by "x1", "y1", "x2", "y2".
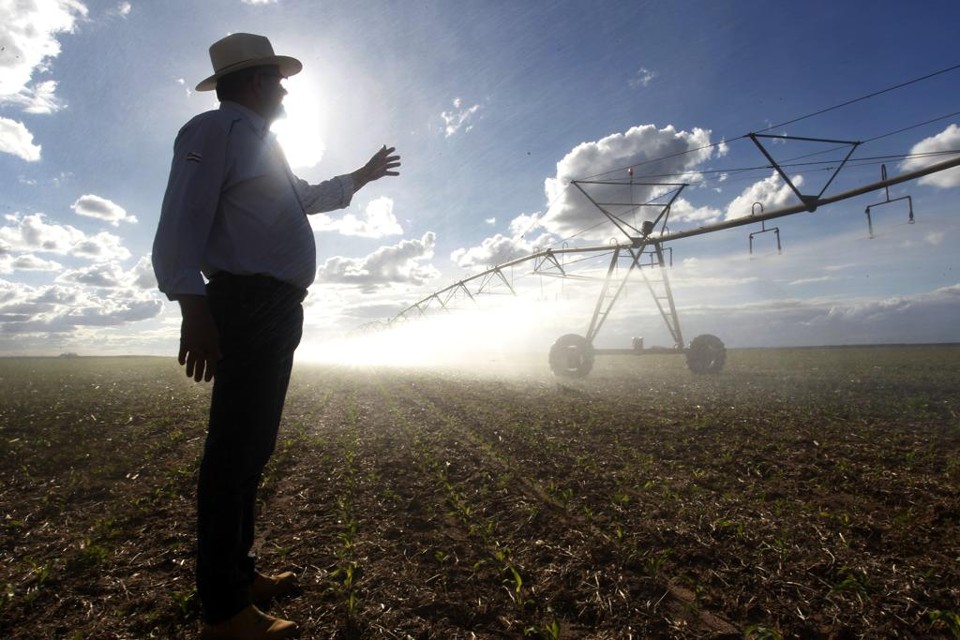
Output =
[{"x1": 159, "y1": 270, "x2": 207, "y2": 301}]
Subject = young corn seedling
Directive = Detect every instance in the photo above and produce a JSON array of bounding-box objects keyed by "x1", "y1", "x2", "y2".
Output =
[
  {"x1": 929, "y1": 610, "x2": 960, "y2": 640},
  {"x1": 745, "y1": 624, "x2": 784, "y2": 640},
  {"x1": 525, "y1": 619, "x2": 561, "y2": 639},
  {"x1": 330, "y1": 560, "x2": 360, "y2": 618}
]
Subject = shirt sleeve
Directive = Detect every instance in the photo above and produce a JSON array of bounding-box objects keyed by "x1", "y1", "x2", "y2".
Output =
[
  {"x1": 294, "y1": 174, "x2": 355, "y2": 214},
  {"x1": 152, "y1": 116, "x2": 230, "y2": 300}
]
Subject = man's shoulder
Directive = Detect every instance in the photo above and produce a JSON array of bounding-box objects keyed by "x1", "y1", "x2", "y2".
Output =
[
  {"x1": 180, "y1": 108, "x2": 243, "y2": 136},
  {"x1": 172, "y1": 109, "x2": 247, "y2": 152}
]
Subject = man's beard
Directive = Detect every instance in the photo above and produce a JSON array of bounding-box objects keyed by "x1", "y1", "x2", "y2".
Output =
[{"x1": 266, "y1": 102, "x2": 287, "y2": 124}]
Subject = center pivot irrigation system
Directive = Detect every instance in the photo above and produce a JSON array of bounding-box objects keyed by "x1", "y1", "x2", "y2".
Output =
[
  {"x1": 376, "y1": 72, "x2": 960, "y2": 378},
  {"x1": 382, "y1": 148, "x2": 960, "y2": 378}
]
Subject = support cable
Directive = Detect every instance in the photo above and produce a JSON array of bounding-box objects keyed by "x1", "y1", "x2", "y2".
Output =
[
  {"x1": 582, "y1": 63, "x2": 960, "y2": 182},
  {"x1": 756, "y1": 63, "x2": 960, "y2": 133}
]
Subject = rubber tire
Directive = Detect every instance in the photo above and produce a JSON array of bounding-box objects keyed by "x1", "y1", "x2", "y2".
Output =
[
  {"x1": 549, "y1": 334, "x2": 595, "y2": 378},
  {"x1": 686, "y1": 334, "x2": 726, "y2": 374}
]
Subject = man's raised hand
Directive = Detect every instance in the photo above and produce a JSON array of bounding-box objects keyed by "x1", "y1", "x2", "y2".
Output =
[{"x1": 352, "y1": 146, "x2": 401, "y2": 189}]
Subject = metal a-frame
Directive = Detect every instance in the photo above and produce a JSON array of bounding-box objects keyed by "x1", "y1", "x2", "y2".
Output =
[{"x1": 547, "y1": 179, "x2": 725, "y2": 378}]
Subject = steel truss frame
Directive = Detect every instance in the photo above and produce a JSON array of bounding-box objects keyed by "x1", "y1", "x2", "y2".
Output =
[{"x1": 383, "y1": 152, "x2": 960, "y2": 375}]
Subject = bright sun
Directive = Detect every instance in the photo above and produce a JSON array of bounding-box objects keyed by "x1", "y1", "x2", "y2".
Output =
[{"x1": 272, "y1": 74, "x2": 326, "y2": 169}]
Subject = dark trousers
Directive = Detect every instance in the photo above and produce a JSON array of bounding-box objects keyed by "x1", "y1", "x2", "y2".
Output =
[{"x1": 196, "y1": 274, "x2": 306, "y2": 624}]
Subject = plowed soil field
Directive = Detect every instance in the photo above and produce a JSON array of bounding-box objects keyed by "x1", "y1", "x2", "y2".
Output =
[{"x1": 1, "y1": 346, "x2": 959, "y2": 639}]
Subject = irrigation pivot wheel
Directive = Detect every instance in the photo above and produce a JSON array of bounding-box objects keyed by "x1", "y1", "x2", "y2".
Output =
[
  {"x1": 549, "y1": 333, "x2": 595, "y2": 378},
  {"x1": 685, "y1": 333, "x2": 726, "y2": 374}
]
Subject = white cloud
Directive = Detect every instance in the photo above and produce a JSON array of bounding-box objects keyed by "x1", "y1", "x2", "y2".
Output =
[
  {"x1": 724, "y1": 171, "x2": 804, "y2": 221},
  {"x1": 628, "y1": 67, "x2": 658, "y2": 88},
  {"x1": 0, "y1": 0, "x2": 87, "y2": 101},
  {"x1": 240, "y1": 0, "x2": 277, "y2": 4},
  {"x1": 668, "y1": 198, "x2": 722, "y2": 224},
  {"x1": 0, "y1": 277, "x2": 163, "y2": 338},
  {"x1": 71, "y1": 194, "x2": 138, "y2": 226},
  {"x1": 4, "y1": 80, "x2": 63, "y2": 114},
  {"x1": 451, "y1": 231, "x2": 555, "y2": 270},
  {"x1": 0, "y1": 213, "x2": 130, "y2": 261},
  {"x1": 316, "y1": 232, "x2": 440, "y2": 290},
  {"x1": 115, "y1": 1, "x2": 131, "y2": 16},
  {"x1": 508, "y1": 212, "x2": 540, "y2": 237},
  {"x1": 0, "y1": 212, "x2": 86, "y2": 253},
  {"x1": 789, "y1": 276, "x2": 833, "y2": 286},
  {"x1": 441, "y1": 97, "x2": 481, "y2": 137},
  {"x1": 655, "y1": 284, "x2": 960, "y2": 348},
  {"x1": 670, "y1": 257, "x2": 762, "y2": 290},
  {"x1": 0, "y1": 0, "x2": 86, "y2": 161},
  {"x1": 130, "y1": 255, "x2": 157, "y2": 290},
  {"x1": 0, "y1": 253, "x2": 62, "y2": 274},
  {"x1": 900, "y1": 124, "x2": 960, "y2": 188},
  {"x1": 450, "y1": 211, "x2": 557, "y2": 269},
  {"x1": 790, "y1": 285, "x2": 960, "y2": 345},
  {"x1": 311, "y1": 196, "x2": 402, "y2": 238},
  {"x1": 63, "y1": 291, "x2": 162, "y2": 326},
  {"x1": 56, "y1": 262, "x2": 131, "y2": 288},
  {"x1": 70, "y1": 231, "x2": 131, "y2": 262},
  {"x1": 542, "y1": 124, "x2": 723, "y2": 240},
  {"x1": 0, "y1": 117, "x2": 42, "y2": 161}
]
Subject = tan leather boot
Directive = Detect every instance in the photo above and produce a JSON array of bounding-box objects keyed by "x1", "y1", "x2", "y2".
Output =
[
  {"x1": 250, "y1": 571, "x2": 299, "y2": 605},
  {"x1": 199, "y1": 604, "x2": 298, "y2": 639}
]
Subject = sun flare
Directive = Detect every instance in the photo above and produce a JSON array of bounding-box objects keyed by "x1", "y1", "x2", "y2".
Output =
[
  {"x1": 272, "y1": 74, "x2": 326, "y2": 169},
  {"x1": 296, "y1": 296, "x2": 583, "y2": 374}
]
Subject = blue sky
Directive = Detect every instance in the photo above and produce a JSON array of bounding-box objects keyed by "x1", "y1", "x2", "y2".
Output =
[{"x1": 1, "y1": 0, "x2": 959, "y2": 360}]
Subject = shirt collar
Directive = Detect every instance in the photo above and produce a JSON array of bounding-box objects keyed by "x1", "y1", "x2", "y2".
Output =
[{"x1": 219, "y1": 101, "x2": 271, "y2": 138}]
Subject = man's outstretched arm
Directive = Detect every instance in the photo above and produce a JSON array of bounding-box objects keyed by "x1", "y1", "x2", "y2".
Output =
[{"x1": 295, "y1": 146, "x2": 401, "y2": 214}]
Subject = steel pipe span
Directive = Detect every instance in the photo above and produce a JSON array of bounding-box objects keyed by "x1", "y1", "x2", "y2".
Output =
[{"x1": 390, "y1": 154, "x2": 960, "y2": 323}]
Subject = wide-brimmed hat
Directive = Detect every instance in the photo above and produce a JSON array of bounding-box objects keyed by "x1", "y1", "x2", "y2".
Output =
[{"x1": 196, "y1": 33, "x2": 302, "y2": 92}]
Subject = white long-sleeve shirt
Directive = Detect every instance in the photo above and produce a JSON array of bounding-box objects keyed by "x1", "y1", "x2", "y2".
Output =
[{"x1": 152, "y1": 101, "x2": 353, "y2": 300}]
